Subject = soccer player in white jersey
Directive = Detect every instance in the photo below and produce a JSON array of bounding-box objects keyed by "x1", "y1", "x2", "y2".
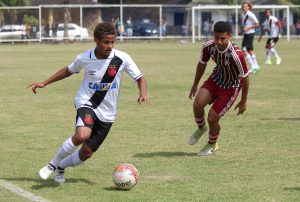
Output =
[
  {"x1": 27, "y1": 22, "x2": 150, "y2": 184},
  {"x1": 188, "y1": 21, "x2": 249, "y2": 156},
  {"x1": 240, "y1": 2, "x2": 260, "y2": 73},
  {"x1": 258, "y1": 9, "x2": 282, "y2": 65}
]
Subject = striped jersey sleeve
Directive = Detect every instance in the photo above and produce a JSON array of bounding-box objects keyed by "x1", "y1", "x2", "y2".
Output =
[{"x1": 199, "y1": 39, "x2": 214, "y2": 64}]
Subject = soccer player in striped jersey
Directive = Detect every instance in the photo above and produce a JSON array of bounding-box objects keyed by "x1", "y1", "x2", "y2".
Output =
[
  {"x1": 258, "y1": 9, "x2": 282, "y2": 65},
  {"x1": 240, "y1": 1, "x2": 260, "y2": 73},
  {"x1": 188, "y1": 21, "x2": 249, "y2": 156},
  {"x1": 27, "y1": 22, "x2": 150, "y2": 183}
]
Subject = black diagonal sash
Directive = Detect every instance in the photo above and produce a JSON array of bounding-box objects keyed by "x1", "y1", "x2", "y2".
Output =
[{"x1": 87, "y1": 55, "x2": 123, "y2": 109}]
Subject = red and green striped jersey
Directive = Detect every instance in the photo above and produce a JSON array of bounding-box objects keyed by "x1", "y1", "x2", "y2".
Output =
[{"x1": 200, "y1": 39, "x2": 248, "y2": 89}]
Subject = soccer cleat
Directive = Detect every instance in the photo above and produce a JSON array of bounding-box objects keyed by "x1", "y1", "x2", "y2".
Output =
[
  {"x1": 252, "y1": 66, "x2": 261, "y2": 74},
  {"x1": 264, "y1": 59, "x2": 272, "y2": 65},
  {"x1": 276, "y1": 57, "x2": 282, "y2": 65},
  {"x1": 54, "y1": 167, "x2": 65, "y2": 184},
  {"x1": 188, "y1": 125, "x2": 208, "y2": 145},
  {"x1": 39, "y1": 163, "x2": 55, "y2": 180},
  {"x1": 198, "y1": 142, "x2": 219, "y2": 156}
]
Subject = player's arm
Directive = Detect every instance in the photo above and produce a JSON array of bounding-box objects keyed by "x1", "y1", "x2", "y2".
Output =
[
  {"x1": 244, "y1": 22, "x2": 259, "y2": 32},
  {"x1": 136, "y1": 76, "x2": 150, "y2": 104},
  {"x1": 276, "y1": 20, "x2": 282, "y2": 37},
  {"x1": 258, "y1": 24, "x2": 264, "y2": 42},
  {"x1": 27, "y1": 66, "x2": 73, "y2": 94},
  {"x1": 235, "y1": 76, "x2": 249, "y2": 115},
  {"x1": 189, "y1": 61, "x2": 207, "y2": 99}
]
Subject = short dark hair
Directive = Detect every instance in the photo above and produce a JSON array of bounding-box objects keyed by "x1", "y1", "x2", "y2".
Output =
[
  {"x1": 214, "y1": 21, "x2": 232, "y2": 34},
  {"x1": 94, "y1": 22, "x2": 116, "y2": 39}
]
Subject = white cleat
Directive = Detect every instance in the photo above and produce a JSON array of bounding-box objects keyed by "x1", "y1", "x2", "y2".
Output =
[
  {"x1": 198, "y1": 142, "x2": 219, "y2": 156},
  {"x1": 39, "y1": 164, "x2": 55, "y2": 180},
  {"x1": 276, "y1": 57, "x2": 282, "y2": 65},
  {"x1": 54, "y1": 167, "x2": 65, "y2": 184}
]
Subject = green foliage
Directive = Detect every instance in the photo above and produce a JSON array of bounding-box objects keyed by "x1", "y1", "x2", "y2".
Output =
[
  {"x1": 0, "y1": 0, "x2": 31, "y2": 6},
  {"x1": 23, "y1": 14, "x2": 38, "y2": 26},
  {"x1": 277, "y1": 0, "x2": 300, "y2": 19},
  {"x1": 191, "y1": 0, "x2": 241, "y2": 4}
]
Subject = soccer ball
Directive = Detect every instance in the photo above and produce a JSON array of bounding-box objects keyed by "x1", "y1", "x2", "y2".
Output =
[{"x1": 112, "y1": 163, "x2": 139, "y2": 190}]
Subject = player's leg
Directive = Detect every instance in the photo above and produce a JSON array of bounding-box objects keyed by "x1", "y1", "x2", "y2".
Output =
[
  {"x1": 189, "y1": 83, "x2": 212, "y2": 145},
  {"x1": 198, "y1": 108, "x2": 220, "y2": 156},
  {"x1": 39, "y1": 107, "x2": 94, "y2": 180},
  {"x1": 55, "y1": 121, "x2": 112, "y2": 183},
  {"x1": 247, "y1": 34, "x2": 260, "y2": 71},
  {"x1": 270, "y1": 37, "x2": 281, "y2": 64},
  {"x1": 242, "y1": 34, "x2": 254, "y2": 73},
  {"x1": 198, "y1": 87, "x2": 240, "y2": 156},
  {"x1": 265, "y1": 39, "x2": 272, "y2": 65},
  {"x1": 38, "y1": 135, "x2": 78, "y2": 180}
]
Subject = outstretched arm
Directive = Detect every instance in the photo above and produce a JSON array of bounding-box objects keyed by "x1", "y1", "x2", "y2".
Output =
[
  {"x1": 136, "y1": 76, "x2": 150, "y2": 104},
  {"x1": 27, "y1": 66, "x2": 72, "y2": 94},
  {"x1": 189, "y1": 61, "x2": 207, "y2": 99}
]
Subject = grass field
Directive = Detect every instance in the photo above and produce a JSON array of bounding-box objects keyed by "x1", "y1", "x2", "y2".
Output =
[{"x1": 0, "y1": 38, "x2": 300, "y2": 202}]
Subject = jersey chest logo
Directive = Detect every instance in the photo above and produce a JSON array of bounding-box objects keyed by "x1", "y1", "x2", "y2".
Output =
[{"x1": 107, "y1": 65, "x2": 117, "y2": 77}]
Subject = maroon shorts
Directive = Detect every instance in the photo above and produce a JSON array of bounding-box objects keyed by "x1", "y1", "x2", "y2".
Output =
[{"x1": 201, "y1": 78, "x2": 241, "y2": 117}]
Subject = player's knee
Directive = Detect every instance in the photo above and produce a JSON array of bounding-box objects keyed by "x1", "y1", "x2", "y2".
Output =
[
  {"x1": 207, "y1": 111, "x2": 219, "y2": 124},
  {"x1": 73, "y1": 132, "x2": 89, "y2": 145},
  {"x1": 193, "y1": 100, "x2": 204, "y2": 111}
]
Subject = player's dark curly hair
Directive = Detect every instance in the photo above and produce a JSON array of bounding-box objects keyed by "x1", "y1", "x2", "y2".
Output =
[
  {"x1": 94, "y1": 22, "x2": 116, "y2": 39},
  {"x1": 214, "y1": 21, "x2": 232, "y2": 34}
]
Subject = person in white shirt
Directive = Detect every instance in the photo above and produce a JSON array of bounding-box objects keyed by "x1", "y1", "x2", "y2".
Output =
[
  {"x1": 240, "y1": 2, "x2": 260, "y2": 73},
  {"x1": 258, "y1": 9, "x2": 282, "y2": 65},
  {"x1": 27, "y1": 22, "x2": 150, "y2": 184}
]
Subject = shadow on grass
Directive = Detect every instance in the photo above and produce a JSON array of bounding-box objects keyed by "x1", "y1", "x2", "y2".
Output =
[
  {"x1": 103, "y1": 186, "x2": 130, "y2": 191},
  {"x1": 0, "y1": 177, "x2": 95, "y2": 190},
  {"x1": 283, "y1": 187, "x2": 300, "y2": 191},
  {"x1": 133, "y1": 151, "x2": 196, "y2": 158},
  {"x1": 261, "y1": 117, "x2": 300, "y2": 121}
]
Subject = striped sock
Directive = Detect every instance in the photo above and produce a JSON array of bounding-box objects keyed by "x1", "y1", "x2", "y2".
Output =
[
  {"x1": 195, "y1": 117, "x2": 205, "y2": 128},
  {"x1": 208, "y1": 131, "x2": 219, "y2": 144}
]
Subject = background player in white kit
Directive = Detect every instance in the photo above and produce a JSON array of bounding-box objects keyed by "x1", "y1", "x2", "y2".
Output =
[
  {"x1": 258, "y1": 9, "x2": 282, "y2": 65},
  {"x1": 240, "y1": 2, "x2": 260, "y2": 73},
  {"x1": 27, "y1": 22, "x2": 150, "y2": 184}
]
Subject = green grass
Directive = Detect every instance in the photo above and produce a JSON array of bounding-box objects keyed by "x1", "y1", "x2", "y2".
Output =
[{"x1": 0, "y1": 39, "x2": 300, "y2": 202}]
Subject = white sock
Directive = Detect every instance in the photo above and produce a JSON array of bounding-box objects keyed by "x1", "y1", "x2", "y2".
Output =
[
  {"x1": 246, "y1": 54, "x2": 255, "y2": 69},
  {"x1": 58, "y1": 150, "x2": 83, "y2": 169},
  {"x1": 251, "y1": 55, "x2": 259, "y2": 67},
  {"x1": 270, "y1": 48, "x2": 279, "y2": 58},
  {"x1": 266, "y1": 48, "x2": 271, "y2": 60},
  {"x1": 50, "y1": 137, "x2": 77, "y2": 168}
]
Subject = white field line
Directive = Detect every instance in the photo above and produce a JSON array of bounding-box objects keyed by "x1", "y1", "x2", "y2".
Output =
[{"x1": 0, "y1": 179, "x2": 50, "y2": 202}]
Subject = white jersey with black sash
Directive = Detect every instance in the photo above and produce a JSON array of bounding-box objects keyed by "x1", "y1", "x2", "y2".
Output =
[
  {"x1": 241, "y1": 10, "x2": 258, "y2": 34},
  {"x1": 68, "y1": 48, "x2": 143, "y2": 122}
]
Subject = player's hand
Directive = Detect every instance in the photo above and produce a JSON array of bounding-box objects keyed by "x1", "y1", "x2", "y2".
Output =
[
  {"x1": 137, "y1": 97, "x2": 150, "y2": 104},
  {"x1": 243, "y1": 26, "x2": 249, "y2": 32},
  {"x1": 189, "y1": 85, "x2": 197, "y2": 99},
  {"x1": 27, "y1": 82, "x2": 45, "y2": 94},
  {"x1": 234, "y1": 101, "x2": 247, "y2": 115}
]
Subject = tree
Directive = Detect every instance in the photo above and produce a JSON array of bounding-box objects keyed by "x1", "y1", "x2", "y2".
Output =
[
  {"x1": 0, "y1": 0, "x2": 32, "y2": 26},
  {"x1": 0, "y1": 0, "x2": 31, "y2": 6}
]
